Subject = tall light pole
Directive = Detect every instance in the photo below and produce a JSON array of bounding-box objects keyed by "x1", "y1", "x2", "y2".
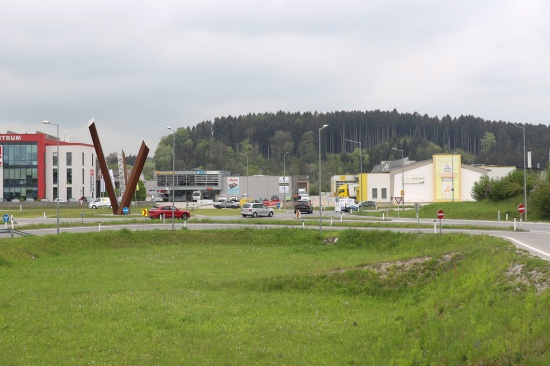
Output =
[
  {"x1": 283, "y1": 151, "x2": 289, "y2": 208},
  {"x1": 166, "y1": 126, "x2": 176, "y2": 230},
  {"x1": 319, "y1": 124, "x2": 329, "y2": 234},
  {"x1": 241, "y1": 153, "x2": 249, "y2": 198},
  {"x1": 451, "y1": 151, "x2": 458, "y2": 202},
  {"x1": 391, "y1": 148, "x2": 404, "y2": 212},
  {"x1": 43, "y1": 120, "x2": 60, "y2": 234},
  {"x1": 345, "y1": 138, "x2": 362, "y2": 202},
  {"x1": 514, "y1": 124, "x2": 528, "y2": 221}
]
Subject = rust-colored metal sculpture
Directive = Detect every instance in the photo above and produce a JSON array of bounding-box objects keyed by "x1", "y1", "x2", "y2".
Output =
[
  {"x1": 117, "y1": 142, "x2": 149, "y2": 214},
  {"x1": 88, "y1": 119, "x2": 149, "y2": 215}
]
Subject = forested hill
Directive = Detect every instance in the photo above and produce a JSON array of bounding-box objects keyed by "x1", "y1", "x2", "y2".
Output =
[{"x1": 153, "y1": 110, "x2": 550, "y2": 182}]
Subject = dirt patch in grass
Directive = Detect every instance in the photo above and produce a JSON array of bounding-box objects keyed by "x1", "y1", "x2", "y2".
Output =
[{"x1": 506, "y1": 263, "x2": 550, "y2": 294}]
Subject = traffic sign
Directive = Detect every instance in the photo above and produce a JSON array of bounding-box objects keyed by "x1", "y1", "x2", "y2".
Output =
[
  {"x1": 395, "y1": 197, "x2": 402, "y2": 205},
  {"x1": 3, "y1": 214, "x2": 9, "y2": 223},
  {"x1": 142, "y1": 208, "x2": 148, "y2": 217},
  {"x1": 123, "y1": 207, "x2": 129, "y2": 215},
  {"x1": 437, "y1": 209, "x2": 445, "y2": 219},
  {"x1": 517, "y1": 203, "x2": 525, "y2": 214}
]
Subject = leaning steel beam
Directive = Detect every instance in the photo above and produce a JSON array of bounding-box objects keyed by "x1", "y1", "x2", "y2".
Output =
[
  {"x1": 117, "y1": 142, "x2": 149, "y2": 214},
  {"x1": 88, "y1": 120, "x2": 119, "y2": 214}
]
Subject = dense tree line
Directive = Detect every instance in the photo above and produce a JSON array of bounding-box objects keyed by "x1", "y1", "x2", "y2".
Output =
[{"x1": 148, "y1": 110, "x2": 550, "y2": 193}]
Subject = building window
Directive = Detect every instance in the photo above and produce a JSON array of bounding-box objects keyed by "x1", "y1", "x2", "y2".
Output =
[
  {"x1": 53, "y1": 153, "x2": 58, "y2": 166},
  {"x1": 67, "y1": 168, "x2": 72, "y2": 184},
  {"x1": 53, "y1": 168, "x2": 58, "y2": 185},
  {"x1": 67, "y1": 187, "x2": 72, "y2": 200},
  {"x1": 2, "y1": 143, "x2": 39, "y2": 200},
  {"x1": 82, "y1": 168, "x2": 85, "y2": 184},
  {"x1": 82, "y1": 152, "x2": 85, "y2": 166},
  {"x1": 372, "y1": 188, "x2": 378, "y2": 199},
  {"x1": 67, "y1": 152, "x2": 72, "y2": 166},
  {"x1": 53, "y1": 187, "x2": 58, "y2": 200},
  {"x1": 381, "y1": 188, "x2": 387, "y2": 199}
]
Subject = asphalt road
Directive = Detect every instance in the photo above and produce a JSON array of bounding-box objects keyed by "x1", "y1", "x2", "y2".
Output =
[{"x1": 3, "y1": 209, "x2": 550, "y2": 261}]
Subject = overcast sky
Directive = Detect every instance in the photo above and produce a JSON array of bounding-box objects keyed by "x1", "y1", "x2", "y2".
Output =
[{"x1": 1, "y1": 0, "x2": 549, "y2": 155}]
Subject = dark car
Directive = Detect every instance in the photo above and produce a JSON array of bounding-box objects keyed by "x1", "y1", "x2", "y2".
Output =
[
  {"x1": 148, "y1": 205, "x2": 191, "y2": 220},
  {"x1": 294, "y1": 200, "x2": 313, "y2": 214},
  {"x1": 358, "y1": 201, "x2": 377, "y2": 208},
  {"x1": 214, "y1": 200, "x2": 241, "y2": 209},
  {"x1": 153, "y1": 193, "x2": 170, "y2": 202}
]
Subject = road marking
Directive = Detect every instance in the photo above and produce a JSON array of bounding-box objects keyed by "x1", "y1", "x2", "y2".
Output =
[{"x1": 501, "y1": 236, "x2": 550, "y2": 258}]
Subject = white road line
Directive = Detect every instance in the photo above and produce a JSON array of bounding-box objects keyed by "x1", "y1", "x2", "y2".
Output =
[{"x1": 501, "y1": 236, "x2": 550, "y2": 258}]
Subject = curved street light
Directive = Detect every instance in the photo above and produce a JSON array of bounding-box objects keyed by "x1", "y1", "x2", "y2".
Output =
[
  {"x1": 514, "y1": 124, "x2": 528, "y2": 221},
  {"x1": 42, "y1": 120, "x2": 60, "y2": 234},
  {"x1": 345, "y1": 138, "x2": 362, "y2": 203},
  {"x1": 391, "y1": 147, "x2": 404, "y2": 214},
  {"x1": 283, "y1": 151, "x2": 289, "y2": 208},
  {"x1": 166, "y1": 126, "x2": 176, "y2": 230},
  {"x1": 241, "y1": 153, "x2": 249, "y2": 198},
  {"x1": 319, "y1": 124, "x2": 329, "y2": 234}
]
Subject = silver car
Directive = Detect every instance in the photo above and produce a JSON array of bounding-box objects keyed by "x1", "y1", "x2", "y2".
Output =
[{"x1": 241, "y1": 203, "x2": 274, "y2": 218}]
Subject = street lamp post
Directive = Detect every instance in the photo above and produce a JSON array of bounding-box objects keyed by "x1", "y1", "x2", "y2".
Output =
[
  {"x1": 451, "y1": 152, "x2": 458, "y2": 202},
  {"x1": 283, "y1": 151, "x2": 289, "y2": 208},
  {"x1": 241, "y1": 153, "x2": 249, "y2": 198},
  {"x1": 345, "y1": 138, "x2": 362, "y2": 203},
  {"x1": 319, "y1": 124, "x2": 329, "y2": 234},
  {"x1": 42, "y1": 120, "x2": 60, "y2": 234},
  {"x1": 166, "y1": 126, "x2": 176, "y2": 230},
  {"x1": 391, "y1": 148, "x2": 404, "y2": 212},
  {"x1": 514, "y1": 124, "x2": 528, "y2": 221}
]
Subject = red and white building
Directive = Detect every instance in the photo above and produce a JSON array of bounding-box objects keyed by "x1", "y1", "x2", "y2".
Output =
[{"x1": 0, "y1": 132, "x2": 96, "y2": 201}]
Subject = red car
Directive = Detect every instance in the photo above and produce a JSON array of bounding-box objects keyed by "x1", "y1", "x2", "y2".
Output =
[{"x1": 148, "y1": 205, "x2": 191, "y2": 220}]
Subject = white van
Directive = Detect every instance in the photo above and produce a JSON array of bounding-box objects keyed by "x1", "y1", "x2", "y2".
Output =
[
  {"x1": 192, "y1": 191, "x2": 201, "y2": 202},
  {"x1": 88, "y1": 197, "x2": 112, "y2": 209}
]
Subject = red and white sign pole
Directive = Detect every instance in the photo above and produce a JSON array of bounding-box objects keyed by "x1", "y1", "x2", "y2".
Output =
[
  {"x1": 517, "y1": 203, "x2": 525, "y2": 228},
  {"x1": 437, "y1": 209, "x2": 444, "y2": 234}
]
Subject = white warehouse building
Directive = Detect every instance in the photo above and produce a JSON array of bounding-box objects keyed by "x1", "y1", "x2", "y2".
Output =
[{"x1": 331, "y1": 153, "x2": 490, "y2": 205}]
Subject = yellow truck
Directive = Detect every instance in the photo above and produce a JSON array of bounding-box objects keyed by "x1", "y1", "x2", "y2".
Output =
[{"x1": 335, "y1": 183, "x2": 359, "y2": 199}]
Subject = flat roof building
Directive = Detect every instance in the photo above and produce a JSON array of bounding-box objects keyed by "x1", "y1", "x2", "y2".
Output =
[{"x1": 0, "y1": 132, "x2": 95, "y2": 201}]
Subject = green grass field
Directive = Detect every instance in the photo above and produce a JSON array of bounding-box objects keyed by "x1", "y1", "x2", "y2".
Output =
[{"x1": 1, "y1": 229, "x2": 549, "y2": 364}]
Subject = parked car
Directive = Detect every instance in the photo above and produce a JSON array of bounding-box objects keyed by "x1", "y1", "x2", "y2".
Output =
[
  {"x1": 54, "y1": 198, "x2": 65, "y2": 203},
  {"x1": 342, "y1": 203, "x2": 359, "y2": 212},
  {"x1": 80, "y1": 196, "x2": 94, "y2": 203},
  {"x1": 298, "y1": 193, "x2": 310, "y2": 202},
  {"x1": 148, "y1": 206, "x2": 191, "y2": 220},
  {"x1": 218, "y1": 195, "x2": 228, "y2": 201},
  {"x1": 153, "y1": 193, "x2": 169, "y2": 202},
  {"x1": 214, "y1": 200, "x2": 241, "y2": 209},
  {"x1": 241, "y1": 203, "x2": 274, "y2": 218},
  {"x1": 294, "y1": 200, "x2": 313, "y2": 214},
  {"x1": 88, "y1": 198, "x2": 112, "y2": 209},
  {"x1": 358, "y1": 201, "x2": 377, "y2": 208}
]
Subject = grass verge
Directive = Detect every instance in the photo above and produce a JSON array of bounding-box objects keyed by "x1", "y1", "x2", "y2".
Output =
[{"x1": 1, "y1": 229, "x2": 549, "y2": 364}]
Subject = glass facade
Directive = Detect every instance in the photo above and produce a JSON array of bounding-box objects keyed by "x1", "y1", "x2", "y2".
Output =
[{"x1": 3, "y1": 143, "x2": 39, "y2": 200}]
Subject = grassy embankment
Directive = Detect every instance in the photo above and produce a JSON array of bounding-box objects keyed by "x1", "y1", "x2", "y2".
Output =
[{"x1": 1, "y1": 229, "x2": 549, "y2": 364}]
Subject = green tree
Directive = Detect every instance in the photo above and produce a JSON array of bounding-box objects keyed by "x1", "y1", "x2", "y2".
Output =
[
  {"x1": 531, "y1": 169, "x2": 550, "y2": 218},
  {"x1": 136, "y1": 180, "x2": 146, "y2": 201},
  {"x1": 480, "y1": 132, "x2": 496, "y2": 154},
  {"x1": 471, "y1": 176, "x2": 490, "y2": 201}
]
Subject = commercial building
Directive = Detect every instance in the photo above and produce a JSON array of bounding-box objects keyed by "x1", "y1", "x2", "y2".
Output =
[
  {"x1": 331, "y1": 153, "x2": 490, "y2": 204},
  {"x1": 154, "y1": 170, "x2": 309, "y2": 201},
  {"x1": 0, "y1": 132, "x2": 95, "y2": 201}
]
